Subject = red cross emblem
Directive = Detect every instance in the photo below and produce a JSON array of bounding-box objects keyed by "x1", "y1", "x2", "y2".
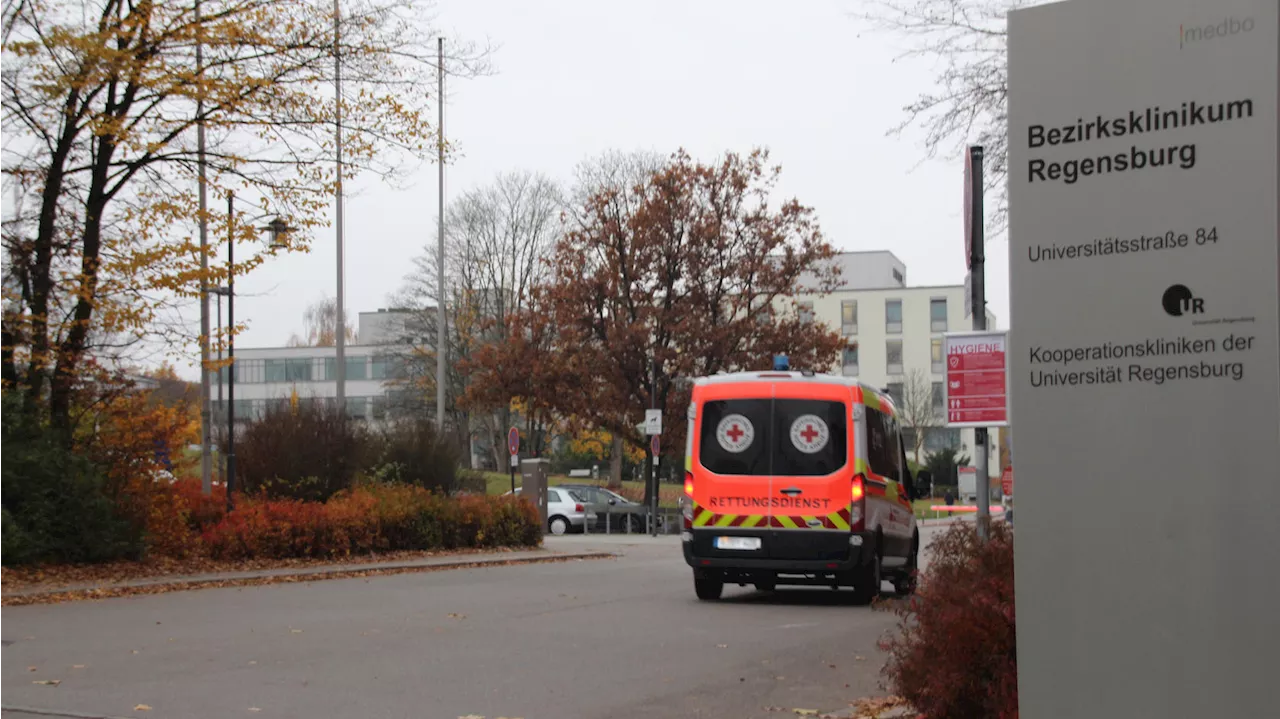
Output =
[
  {"x1": 715, "y1": 414, "x2": 754, "y2": 453},
  {"x1": 800, "y1": 424, "x2": 820, "y2": 443},
  {"x1": 789, "y1": 414, "x2": 829, "y2": 454}
]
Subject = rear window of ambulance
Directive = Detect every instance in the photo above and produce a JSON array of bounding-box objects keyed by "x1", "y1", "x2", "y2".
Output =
[
  {"x1": 698, "y1": 398, "x2": 847, "y2": 477},
  {"x1": 773, "y1": 399, "x2": 848, "y2": 477},
  {"x1": 699, "y1": 399, "x2": 771, "y2": 476}
]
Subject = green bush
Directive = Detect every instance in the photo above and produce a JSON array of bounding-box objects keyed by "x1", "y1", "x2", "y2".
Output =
[
  {"x1": 1, "y1": 397, "x2": 142, "y2": 565},
  {"x1": 232, "y1": 401, "x2": 375, "y2": 502},
  {"x1": 373, "y1": 417, "x2": 461, "y2": 493}
]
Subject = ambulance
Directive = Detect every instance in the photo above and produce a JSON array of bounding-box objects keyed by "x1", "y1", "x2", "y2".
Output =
[{"x1": 680, "y1": 358, "x2": 931, "y2": 604}]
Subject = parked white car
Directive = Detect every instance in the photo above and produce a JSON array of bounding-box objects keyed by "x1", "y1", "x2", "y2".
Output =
[{"x1": 507, "y1": 487, "x2": 596, "y2": 535}]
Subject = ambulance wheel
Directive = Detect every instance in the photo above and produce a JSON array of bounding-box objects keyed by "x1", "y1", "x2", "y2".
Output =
[
  {"x1": 849, "y1": 547, "x2": 881, "y2": 606},
  {"x1": 894, "y1": 533, "x2": 920, "y2": 596},
  {"x1": 694, "y1": 571, "x2": 724, "y2": 601}
]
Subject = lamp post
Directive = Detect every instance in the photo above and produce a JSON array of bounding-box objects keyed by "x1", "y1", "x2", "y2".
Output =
[
  {"x1": 212, "y1": 285, "x2": 229, "y2": 485},
  {"x1": 222, "y1": 194, "x2": 292, "y2": 514}
]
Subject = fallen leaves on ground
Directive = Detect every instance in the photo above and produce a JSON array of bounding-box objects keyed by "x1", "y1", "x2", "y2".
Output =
[
  {"x1": 1, "y1": 547, "x2": 533, "y2": 595},
  {"x1": 848, "y1": 696, "x2": 911, "y2": 718},
  {"x1": 447, "y1": 613, "x2": 467, "y2": 620},
  {"x1": 248, "y1": 708, "x2": 262, "y2": 713},
  {"x1": 134, "y1": 704, "x2": 152, "y2": 712},
  {"x1": 3, "y1": 554, "x2": 604, "y2": 607},
  {"x1": 290, "y1": 629, "x2": 303, "y2": 634},
  {"x1": 32, "y1": 679, "x2": 61, "y2": 686}
]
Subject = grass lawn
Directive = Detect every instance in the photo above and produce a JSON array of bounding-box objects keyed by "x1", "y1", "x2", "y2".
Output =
[{"x1": 911, "y1": 496, "x2": 1010, "y2": 520}]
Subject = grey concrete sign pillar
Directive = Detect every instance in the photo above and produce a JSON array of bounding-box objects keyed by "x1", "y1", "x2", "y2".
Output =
[
  {"x1": 1008, "y1": 0, "x2": 1278, "y2": 716},
  {"x1": 520, "y1": 458, "x2": 551, "y2": 533}
]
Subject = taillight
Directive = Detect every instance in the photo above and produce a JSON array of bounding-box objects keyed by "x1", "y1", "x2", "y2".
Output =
[
  {"x1": 683, "y1": 471, "x2": 694, "y2": 498},
  {"x1": 575, "y1": 503, "x2": 585, "y2": 513},
  {"x1": 851, "y1": 474, "x2": 865, "y2": 502}
]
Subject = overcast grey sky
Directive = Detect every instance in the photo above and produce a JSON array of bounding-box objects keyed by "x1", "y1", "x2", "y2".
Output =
[{"x1": 228, "y1": 0, "x2": 1010, "y2": 356}]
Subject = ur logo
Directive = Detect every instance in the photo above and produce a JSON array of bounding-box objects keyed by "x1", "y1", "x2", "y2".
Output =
[{"x1": 1162, "y1": 284, "x2": 1204, "y2": 317}]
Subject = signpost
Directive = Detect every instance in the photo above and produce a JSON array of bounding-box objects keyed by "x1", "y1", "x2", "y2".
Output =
[
  {"x1": 650, "y1": 434, "x2": 659, "y2": 466},
  {"x1": 1009, "y1": 0, "x2": 1277, "y2": 715},
  {"x1": 507, "y1": 427, "x2": 519, "y2": 494},
  {"x1": 942, "y1": 330, "x2": 1010, "y2": 427},
  {"x1": 643, "y1": 409, "x2": 662, "y2": 435}
]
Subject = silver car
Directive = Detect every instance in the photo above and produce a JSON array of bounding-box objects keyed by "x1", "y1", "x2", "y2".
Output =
[{"x1": 508, "y1": 487, "x2": 596, "y2": 535}]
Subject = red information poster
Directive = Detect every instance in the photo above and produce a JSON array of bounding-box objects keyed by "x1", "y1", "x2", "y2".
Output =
[{"x1": 944, "y1": 330, "x2": 1010, "y2": 427}]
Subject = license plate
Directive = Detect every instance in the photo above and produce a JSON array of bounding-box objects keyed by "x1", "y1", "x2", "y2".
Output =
[{"x1": 715, "y1": 536, "x2": 762, "y2": 551}]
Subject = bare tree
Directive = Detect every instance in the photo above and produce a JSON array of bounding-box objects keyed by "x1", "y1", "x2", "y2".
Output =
[
  {"x1": 897, "y1": 368, "x2": 943, "y2": 465},
  {"x1": 394, "y1": 170, "x2": 565, "y2": 467},
  {"x1": 288, "y1": 296, "x2": 356, "y2": 347},
  {"x1": 854, "y1": 0, "x2": 1040, "y2": 230}
]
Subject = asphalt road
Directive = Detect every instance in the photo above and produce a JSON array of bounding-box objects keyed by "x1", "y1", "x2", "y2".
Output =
[{"x1": 2, "y1": 528, "x2": 946, "y2": 719}]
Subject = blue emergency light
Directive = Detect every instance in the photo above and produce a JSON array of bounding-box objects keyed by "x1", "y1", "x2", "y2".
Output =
[{"x1": 773, "y1": 354, "x2": 790, "y2": 371}]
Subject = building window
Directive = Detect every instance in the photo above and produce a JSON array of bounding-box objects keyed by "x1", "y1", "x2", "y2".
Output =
[
  {"x1": 886, "y1": 382, "x2": 904, "y2": 406},
  {"x1": 370, "y1": 356, "x2": 388, "y2": 380},
  {"x1": 324, "y1": 356, "x2": 369, "y2": 381},
  {"x1": 797, "y1": 301, "x2": 815, "y2": 324},
  {"x1": 885, "y1": 300, "x2": 902, "y2": 334},
  {"x1": 925, "y1": 428, "x2": 962, "y2": 453},
  {"x1": 892, "y1": 268, "x2": 905, "y2": 285},
  {"x1": 264, "y1": 359, "x2": 287, "y2": 383},
  {"x1": 841, "y1": 345, "x2": 859, "y2": 376},
  {"x1": 886, "y1": 339, "x2": 903, "y2": 375},
  {"x1": 228, "y1": 358, "x2": 264, "y2": 384},
  {"x1": 840, "y1": 300, "x2": 857, "y2": 335},
  {"x1": 930, "y1": 298, "x2": 948, "y2": 332},
  {"x1": 932, "y1": 381, "x2": 945, "y2": 417},
  {"x1": 371, "y1": 395, "x2": 387, "y2": 420},
  {"x1": 931, "y1": 337, "x2": 944, "y2": 374},
  {"x1": 285, "y1": 358, "x2": 311, "y2": 382},
  {"x1": 345, "y1": 397, "x2": 368, "y2": 420}
]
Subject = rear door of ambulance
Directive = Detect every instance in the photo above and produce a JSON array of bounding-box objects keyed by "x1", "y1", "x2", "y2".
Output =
[
  {"x1": 766, "y1": 380, "x2": 855, "y2": 562},
  {"x1": 688, "y1": 381, "x2": 774, "y2": 558},
  {"x1": 688, "y1": 379, "x2": 854, "y2": 562}
]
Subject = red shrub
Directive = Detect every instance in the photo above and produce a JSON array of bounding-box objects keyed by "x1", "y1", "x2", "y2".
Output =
[
  {"x1": 880, "y1": 522, "x2": 1017, "y2": 719},
  {"x1": 200, "y1": 485, "x2": 541, "y2": 561}
]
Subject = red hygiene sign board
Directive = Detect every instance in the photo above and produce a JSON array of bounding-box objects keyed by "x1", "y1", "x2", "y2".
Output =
[
  {"x1": 1001, "y1": 466, "x2": 1014, "y2": 496},
  {"x1": 944, "y1": 330, "x2": 1010, "y2": 428},
  {"x1": 507, "y1": 427, "x2": 520, "y2": 456}
]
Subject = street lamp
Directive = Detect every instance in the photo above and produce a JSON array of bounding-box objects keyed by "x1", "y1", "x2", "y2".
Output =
[{"x1": 223, "y1": 192, "x2": 296, "y2": 513}]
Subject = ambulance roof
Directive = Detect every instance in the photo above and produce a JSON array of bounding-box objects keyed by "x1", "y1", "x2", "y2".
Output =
[{"x1": 692, "y1": 371, "x2": 889, "y2": 399}]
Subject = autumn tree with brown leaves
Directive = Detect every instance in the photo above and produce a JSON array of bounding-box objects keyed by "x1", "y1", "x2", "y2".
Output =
[
  {"x1": 1, "y1": 0, "x2": 486, "y2": 434},
  {"x1": 470, "y1": 148, "x2": 846, "y2": 503}
]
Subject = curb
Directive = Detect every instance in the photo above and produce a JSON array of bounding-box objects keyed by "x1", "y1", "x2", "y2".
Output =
[
  {"x1": 2, "y1": 551, "x2": 616, "y2": 606},
  {"x1": 1, "y1": 703, "x2": 137, "y2": 719}
]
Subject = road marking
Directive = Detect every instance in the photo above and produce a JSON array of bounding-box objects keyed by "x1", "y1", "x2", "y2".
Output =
[{"x1": 777, "y1": 622, "x2": 818, "y2": 630}]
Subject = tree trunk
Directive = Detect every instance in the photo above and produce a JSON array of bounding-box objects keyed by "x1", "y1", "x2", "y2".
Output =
[{"x1": 608, "y1": 434, "x2": 623, "y2": 489}]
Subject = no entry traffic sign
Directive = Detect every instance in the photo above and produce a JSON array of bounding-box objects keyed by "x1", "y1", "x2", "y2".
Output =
[
  {"x1": 944, "y1": 330, "x2": 1009, "y2": 427},
  {"x1": 508, "y1": 427, "x2": 520, "y2": 456}
]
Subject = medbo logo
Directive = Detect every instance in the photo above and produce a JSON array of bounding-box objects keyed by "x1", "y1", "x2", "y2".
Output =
[
  {"x1": 1181, "y1": 17, "x2": 1254, "y2": 48},
  {"x1": 1162, "y1": 284, "x2": 1204, "y2": 317}
]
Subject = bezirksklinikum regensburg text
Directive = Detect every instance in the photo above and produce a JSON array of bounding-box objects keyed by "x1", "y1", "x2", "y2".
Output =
[{"x1": 1026, "y1": 97, "x2": 1255, "y2": 184}]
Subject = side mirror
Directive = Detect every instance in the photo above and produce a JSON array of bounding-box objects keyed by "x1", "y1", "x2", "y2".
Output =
[{"x1": 608, "y1": 498, "x2": 617, "y2": 506}]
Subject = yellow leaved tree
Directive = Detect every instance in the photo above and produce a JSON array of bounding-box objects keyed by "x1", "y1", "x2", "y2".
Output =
[{"x1": 1, "y1": 0, "x2": 488, "y2": 433}]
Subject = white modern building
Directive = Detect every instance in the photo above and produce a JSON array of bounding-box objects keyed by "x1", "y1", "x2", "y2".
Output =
[
  {"x1": 783, "y1": 251, "x2": 1001, "y2": 479},
  {"x1": 210, "y1": 308, "x2": 420, "y2": 423}
]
